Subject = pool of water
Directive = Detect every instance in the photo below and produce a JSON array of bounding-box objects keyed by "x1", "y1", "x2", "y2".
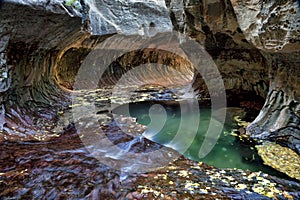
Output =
[{"x1": 112, "y1": 101, "x2": 287, "y2": 177}]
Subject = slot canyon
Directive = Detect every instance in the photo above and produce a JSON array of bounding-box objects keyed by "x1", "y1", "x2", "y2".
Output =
[{"x1": 0, "y1": 0, "x2": 299, "y2": 199}]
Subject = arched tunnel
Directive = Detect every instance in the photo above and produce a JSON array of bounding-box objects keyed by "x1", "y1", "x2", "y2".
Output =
[
  {"x1": 56, "y1": 46, "x2": 195, "y2": 90},
  {"x1": 0, "y1": 0, "x2": 272, "y2": 143},
  {"x1": 1, "y1": 31, "x2": 267, "y2": 142}
]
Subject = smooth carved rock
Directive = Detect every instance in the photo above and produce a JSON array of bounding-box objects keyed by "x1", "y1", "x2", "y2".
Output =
[
  {"x1": 246, "y1": 52, "x2": 300, "y2": 153},
  {"x1": 0, "y1": 0, "x2": 88, "y2": 139}
]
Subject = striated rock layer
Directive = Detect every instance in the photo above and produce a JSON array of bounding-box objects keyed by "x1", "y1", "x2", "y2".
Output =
[{"x1": 0, "y1": 0, "x2": 89, "y2": 141}]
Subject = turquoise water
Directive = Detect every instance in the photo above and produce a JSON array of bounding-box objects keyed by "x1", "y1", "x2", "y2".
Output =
[{"x1": 113, "y1": 101, "x2": 287, "y2": 176}]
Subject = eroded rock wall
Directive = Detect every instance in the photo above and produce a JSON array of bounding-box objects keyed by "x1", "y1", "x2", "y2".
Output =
[
  {"x1": 0, "y1": 0, "x2": 88, "y2": 140},
  {"x1": 231, "y1": 0, "x2": 300, "y2": 153},
  {"x1": 231, "y1": 0, "x2": 300, "y2": 52},
  {"x1": 167, "y1": 0, "x2": 269, "y2": 100}
]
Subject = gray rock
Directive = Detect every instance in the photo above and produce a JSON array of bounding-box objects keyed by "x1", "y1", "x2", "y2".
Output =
[
  {"x1": 4, "y1": 0, "x2": 83, "y2": 17},
  {"x1": 231, "y1": 0, "x2": 300, "y2": 52},
  {"x1": 86, "y1": 0, "x2": 173, "y2": 36}
]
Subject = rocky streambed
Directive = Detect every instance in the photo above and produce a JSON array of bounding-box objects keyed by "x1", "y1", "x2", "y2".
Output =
[
  {"x1": 1, "y1": 86, "x2": 300, "y2": 199},
  {"x1": 1, "y1": 112, "x2": 300, "y2": 199}
]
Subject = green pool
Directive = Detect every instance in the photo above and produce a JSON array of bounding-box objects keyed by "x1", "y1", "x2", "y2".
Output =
[{"x1": 112, "y1": 101, "x2": 288, "y2": 177}]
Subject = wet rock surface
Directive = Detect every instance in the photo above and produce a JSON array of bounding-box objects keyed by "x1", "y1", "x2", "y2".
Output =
[{"x1": 1, "y1": 122, "x2": 300, "y2": 199}]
